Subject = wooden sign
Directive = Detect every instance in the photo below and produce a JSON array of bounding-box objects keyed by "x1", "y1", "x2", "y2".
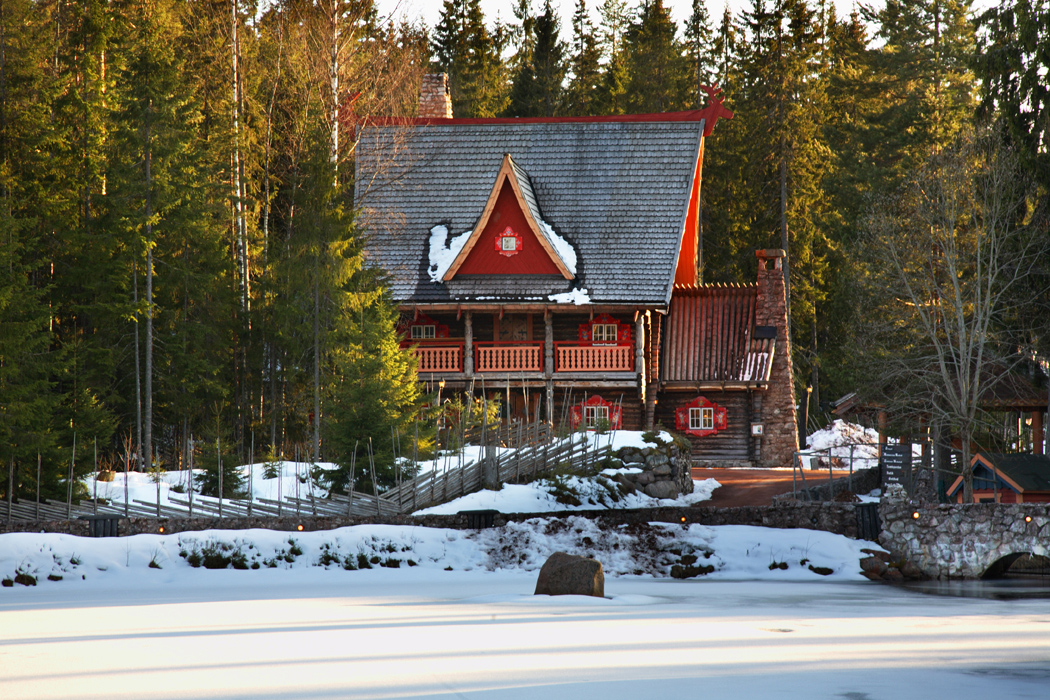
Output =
[{"x1": 881, "y1": 444, "x2": 911, "y2": 488}]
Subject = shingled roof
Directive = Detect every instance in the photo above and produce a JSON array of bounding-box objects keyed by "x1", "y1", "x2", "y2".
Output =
[{"x1": 355, "y1": 117, "x2": 705, "y2": 306}]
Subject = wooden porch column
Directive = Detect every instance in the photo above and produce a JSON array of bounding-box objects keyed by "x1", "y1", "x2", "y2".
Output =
[
  {"x1": 464, "y1": 312, "x2": 474, "y2": 376},
  {"x1": 544, "y1": 310, "x2": 553, "y2": 376},
  {"x1": 1033, "y1": 410, "x2": 1044, "y2": 455},
  {"x1": 636, "y1": 314, "x2": 646, "y2": 406}
]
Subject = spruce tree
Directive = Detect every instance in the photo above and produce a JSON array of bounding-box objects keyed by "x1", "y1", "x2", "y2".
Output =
[
  {"x1": 508, "y1": 0, "x2": 565, "y2": 116},
  {"x1": 431, "y1": 0, "x2": 507, "y2": 117},
  {"x1": 596, "y1": 0, "x2": 630, "y2": 114},
  {"x1": 624, "y1": 0, "x2": 691, "y2": 113},
  {"x1": 975, "y1": 1, "x2": 1050, "y2": 195},
  {"x1": 563, "y1": 0, "x2": 603, "y2": 116},
  {"x1": 684, "y1": 0, "x2": 716, "y2": 107}
]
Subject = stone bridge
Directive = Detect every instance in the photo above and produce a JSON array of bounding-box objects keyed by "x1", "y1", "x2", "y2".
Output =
[{"x1": 879, "y1": 496, "x2": 1050, "y2": 579}]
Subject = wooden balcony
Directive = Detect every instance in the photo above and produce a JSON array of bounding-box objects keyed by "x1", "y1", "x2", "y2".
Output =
[
  {"x1": 555, "y1": 343, "x2": 633, "y2": 372},
  {"x1": 475, "y1": 342, "x2": 543, "y2": 372},
  {"x1": 409, "y1": 343, "x2": 463, "y2": 373}
]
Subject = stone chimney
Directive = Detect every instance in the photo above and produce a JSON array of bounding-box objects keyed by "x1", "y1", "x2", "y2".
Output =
[
  {"x1": 754, "y1": 249, "x2": 799, "y2": 466},
  {"x1": 419, "y1": 73, "x2": 453, "y2": 119}
]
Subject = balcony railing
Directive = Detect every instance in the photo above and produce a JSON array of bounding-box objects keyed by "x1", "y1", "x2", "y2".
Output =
[
  {"x1": 555, "y1": 343, "x2": 633, "y2": 372},
  {"x1": 407, "y1": 343, "x2": 463, "y2": 373},
  {"x1": 475, "y1": 342, "x2": 543, "y2": 372}
]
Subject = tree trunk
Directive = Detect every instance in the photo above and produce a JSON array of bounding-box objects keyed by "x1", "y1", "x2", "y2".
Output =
[
  {"x1": 133, "y1": 261, "x2": 144, "y2": 471},
  {"x1": 144, "y1": 115, "x2": 153, "y2": 474},
  {"x1": 961, "y1": 422, "x2": 974, "y2": 503}
]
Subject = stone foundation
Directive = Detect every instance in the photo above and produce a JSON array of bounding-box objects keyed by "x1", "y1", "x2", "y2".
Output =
[{"x1": 615, "y1": 442, "x2": 694, "y2": 500}]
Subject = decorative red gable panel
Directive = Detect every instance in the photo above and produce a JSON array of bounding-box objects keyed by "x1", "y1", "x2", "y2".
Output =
[
  {"x1": 577, "y1": 313, "x2": 632, "y2": 346},
  {"x1": 570, "y1": 395, "x2": 623, "y2": 430},
  {"x1": 494, "y1": 226, "x2": 522, "y2": 257},
  {"x1": 675, "y1": 396, "x2": 728, "y2": 438},
  {"x1": 455, "y1": 181, "x2": 563, "y2": 276}
]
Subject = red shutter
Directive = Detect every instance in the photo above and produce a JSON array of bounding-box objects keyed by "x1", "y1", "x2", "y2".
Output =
[
  {"x1": 676, "y1": 407, "x2": 689, "y2": 431},
  {"x1": 715, "y1": 406, "x2": 728, "y2": 430}
]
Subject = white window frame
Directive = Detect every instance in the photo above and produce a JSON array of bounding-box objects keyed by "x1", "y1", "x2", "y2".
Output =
[
  {"x1": 584, "y1": 405, "x2": 609, "y2": 426},
  {"x1": 500, "y1": 235, "x2": 517, "y2": 252},
  {"x1": 592, "y1": 323, "x2": 618, "y2": 344},
  {"x1": 410, "y1": 325, "x2": 436, "y2": 340},
  {"x1": 689, "y1": 406, "x2": 714, "y2": 431}
]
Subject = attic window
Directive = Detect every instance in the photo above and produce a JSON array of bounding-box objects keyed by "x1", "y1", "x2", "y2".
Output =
[
  {"x1": 495, "y1": 227, "x2": 522, "y2": 257},
  {"x1": 410, "y1": 325, "x2": 436, "y2": 340}
]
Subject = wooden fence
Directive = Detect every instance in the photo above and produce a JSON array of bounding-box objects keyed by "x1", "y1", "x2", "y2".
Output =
[{"x1": 2, "y1": 428, "x2": 615, "y2": 524}]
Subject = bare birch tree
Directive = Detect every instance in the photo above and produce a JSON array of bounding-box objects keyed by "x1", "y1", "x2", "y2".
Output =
[{"x1": 857, "y1": 128, "x2": 1049, "y2": 502}]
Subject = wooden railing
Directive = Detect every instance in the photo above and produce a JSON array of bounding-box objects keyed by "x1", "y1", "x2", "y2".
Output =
[
  {"x1": 475, "y1": 342, "x2": 543, "y2": 372},
  {"x1": 408, "y1": 343, "x2": 463, "y2": 373},
  {"x1": 555, "y1": 343, "x2": 633, "y2": 372}
]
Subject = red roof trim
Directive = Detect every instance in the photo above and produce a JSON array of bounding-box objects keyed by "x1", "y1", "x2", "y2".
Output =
[{"x1": 358, "y1": 86, "x2": 734, "y2": 137}]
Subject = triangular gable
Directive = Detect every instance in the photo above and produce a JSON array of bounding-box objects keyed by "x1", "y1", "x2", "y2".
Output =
[{"x1": 443, "y1": 154, "x2": 573, "y2": 281}]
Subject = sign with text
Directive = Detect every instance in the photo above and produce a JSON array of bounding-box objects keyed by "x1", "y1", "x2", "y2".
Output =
[{"x1": 881, "y1": 444, "x2": 912, "y2": 488}]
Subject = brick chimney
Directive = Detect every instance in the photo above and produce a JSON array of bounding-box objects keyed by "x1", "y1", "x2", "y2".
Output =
[
  {"x1": 419, "y1": 74, "x2": 452, "y2": 119},
  {"x1": 754, "y1": 249, "x2": 799, "y2": 466}
]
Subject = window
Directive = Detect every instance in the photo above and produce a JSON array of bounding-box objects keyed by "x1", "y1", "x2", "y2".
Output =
[
  {"x1": 410, "y1": 325, "x2": 436, "y2": 340},
  {"x1": 500, "y1": 235, "x2": 517, "y2": 252},
  {"x1": 592, "y1": 323, "x2": 618, "y2": 344},
  {"x1": 584, "y1": 405, "x2": 609, "y2": 426},
  {"x1": 689, "y1": 407, "x2": 713, "y2": 431}
]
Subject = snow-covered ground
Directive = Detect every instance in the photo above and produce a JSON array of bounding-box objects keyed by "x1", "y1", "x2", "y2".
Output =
[{"x1": 2, "y1": 568, "x2": 1048, "y2": 700}]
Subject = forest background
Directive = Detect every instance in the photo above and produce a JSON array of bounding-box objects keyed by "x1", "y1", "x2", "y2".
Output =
[{"x1": 1, "y1": 0, "x2": 1047, "y2": 500}]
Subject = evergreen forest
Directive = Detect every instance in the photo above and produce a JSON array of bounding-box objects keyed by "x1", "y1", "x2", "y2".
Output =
[{"x1": 1, "y1": 0, "x2": 1048, "y2": 501}]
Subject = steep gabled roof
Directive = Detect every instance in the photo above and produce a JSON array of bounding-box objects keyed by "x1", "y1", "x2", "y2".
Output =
[
  {"x1": 444, "y1": 154, "x2": 573, "y2": 281},
  {"x1": 355, "y1": 117, "x2": 706, "y2": 306}
]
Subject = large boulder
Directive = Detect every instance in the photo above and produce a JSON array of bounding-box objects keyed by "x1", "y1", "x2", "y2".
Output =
[{"x1": 534, "y1": 552, "x2": 605, "y2": 598}]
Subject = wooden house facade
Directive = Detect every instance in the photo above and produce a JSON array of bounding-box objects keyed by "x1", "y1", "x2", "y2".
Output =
[{"x1": 355, "y1": 75, "x2": 799, "y2": 467}]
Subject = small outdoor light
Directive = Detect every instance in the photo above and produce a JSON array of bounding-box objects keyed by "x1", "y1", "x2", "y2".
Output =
[
  {"x1": 912, "y1": 511, "x2": 920, "y2": 519},
  {"x1": 680, "y1": 516, "x2": 687, "y2": 523},
  {"x1": 1025, "y1": 516, "x2": 1032, "y2": 523},
  {"x1": 158, "y1": 526, "x2": 165, "y2": 533},
  {"x1": 297, "y1": 524, "x2": 304, "y2": 531}
]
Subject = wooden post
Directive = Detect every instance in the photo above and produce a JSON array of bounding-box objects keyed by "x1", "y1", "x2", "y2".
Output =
[
  {"x1": 544, "y1": 310, "x2": 553, "y2": 376},
  {"x1": 1033, "y1": 410, "x2": 1044, "y2": 456},
  {"x1": 464, "y1": 311, "x2": 474, "y2": 376}
]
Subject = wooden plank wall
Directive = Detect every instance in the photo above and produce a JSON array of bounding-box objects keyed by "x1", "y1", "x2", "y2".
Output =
[{"x1": 655, "y1": 391, "x2": 751, "y2": 460}]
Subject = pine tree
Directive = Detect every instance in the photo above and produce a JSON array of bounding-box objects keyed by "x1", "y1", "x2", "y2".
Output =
[
  {"x1": 864, "y1": 0, "x2": 977, "y2": 189},
  {"x1": 507, "y1": 0, "x2": 565, "y2": 116},
  {"x1": 624, "y1": 0, "x2": 691, "y2": 113},
  {"x1": 595, "y1": 0, "x2": 630, "y2": 114},
  {"x1": 684, "y1": 0, "x2": 716, "y2": 107},
  {"x1": 975, "y1": 1, "x2": 1050, "y2": 195},
  {"x1": 563, "y1": 0, "x2": 603, "y2": 116},
  {"x1": 431, "y1": 0, "x2": 507, "y2": 117},
  {"x1": 324, "y1": 293, "x2": 430, "y2": 492}
]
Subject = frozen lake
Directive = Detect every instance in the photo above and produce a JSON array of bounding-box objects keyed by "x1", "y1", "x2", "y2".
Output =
[{"x1": 3, "y1": 570, "x2": 1048, "y2": 700}]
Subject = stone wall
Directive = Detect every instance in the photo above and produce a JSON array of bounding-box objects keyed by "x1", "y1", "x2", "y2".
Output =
[
  {"x1": 754, "y1": 249, "x2": 798, "y2": 467},
  {"x1": 879, "y1": 493, "x2": 1050, "y2": 579},
  {"x1": 0, "y1": 502, "x2": 865, "y2": 539},
  {"x1": 615, "y1": 442, "x2": 694, "y2": 499}
]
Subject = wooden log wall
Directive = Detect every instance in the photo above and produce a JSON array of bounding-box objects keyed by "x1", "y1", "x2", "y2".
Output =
[
  {"x1": 655, "y1": 391, "x2": 751, "y2": 461},
  {"x1": 550, "y1": 388, "x2": 645, "y2": 431}
]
